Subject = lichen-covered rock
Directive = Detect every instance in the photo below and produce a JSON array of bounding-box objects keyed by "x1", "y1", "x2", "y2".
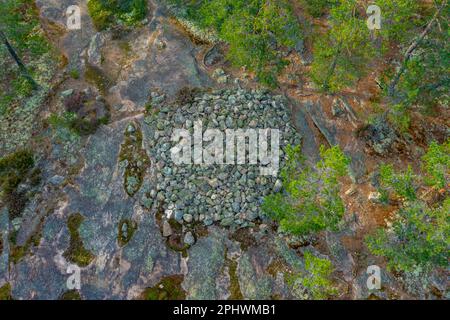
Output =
[
  {"x1": 237, "y1": 251, "x2": 273, "y2": 300},
  {"x1": 183, "y1": 227, "x2": 226, "y2": 299}
]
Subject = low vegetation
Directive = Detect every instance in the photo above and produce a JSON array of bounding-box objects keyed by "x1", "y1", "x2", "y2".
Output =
[
  {"x1": 366, "y1": 140, "x2": 449, "y2": 273},
  {"x1": 286, "y1": 251, "x2": 337, "y2": 300},
  {"x1": 170, "y1": 0, "x2": 302, "y2": 87},
  {"x1": 87, "y1": 0, "x2": 148, "y2": 31},
  {"x1": 0, "y1": 150, "x2": 40, "y2": 219},
  {"x1": 0, "y1": 0, "x2": 53, "y2": 114},
  {"x1": 64, "y1": 213, "x2": 95, "y2": 267},
  {"x1": 141, "y1": 275, "x2": 186, "y2": 300},
  {"x1": 262, "y1": 145, "x2": 349, "y2": 236}
]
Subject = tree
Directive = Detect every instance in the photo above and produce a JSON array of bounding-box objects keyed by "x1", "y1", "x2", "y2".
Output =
[
  {"x1": 310, "y1": 0, "x2": 374, "y2": 92},
  {"x1": 383, "y1": 1, "x2": 448, "y2": 129},
  {"x1": 387, "y1": 0, "x2": 447, "y2": 99},
  {"x1": 366, "y1": 199, "x2": 449, "y2": 273},
  {"x1": 421, "y1": 140, "x2": 450, "y2": 189},
  {"x1": 170, "y1": 0, "x2": 302, "y2": 87},
  {"x1": 366, "y1": 140, "x2": 450, "y2": 273},
  {"x1": 262, "y1": 145, "x2": 349, "y2": 236}
]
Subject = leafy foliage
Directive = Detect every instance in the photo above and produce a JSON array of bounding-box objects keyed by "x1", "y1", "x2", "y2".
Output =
[
  {"x1": 286, "y1": 251, "x2": 337, "y2": 300},
  {"x1": 87, "y1": 0, "x2": 148, "y2": 30},
  {"x1": 421, "y1": 140, "x2": 450, "y2": 189},
  {"x1": 262, "y1": 145, "x2": 349, "y2": 236},
  {"x1": 299, "y1": 0, "x2": 338, "y2": 18},
  {"x1": 379, "y1": 164, "x2": 417, "y2": 201},
  {"x1": 170, "y1": 0, "x2": 302, "y2": 87},
  {"x1": 366, "y1": 199, "x2": 449, "y2": 273},
  {"x1": 367, "y1": 141, "x2": 450, "y2": 273},
  {"x1": 310, "y1": 0, "x2": 374, "y2": 92}
]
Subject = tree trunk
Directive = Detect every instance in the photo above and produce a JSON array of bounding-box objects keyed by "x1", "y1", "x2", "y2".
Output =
[{"x1": 0, "y1": 29, "x2": 38, "y2": 90}]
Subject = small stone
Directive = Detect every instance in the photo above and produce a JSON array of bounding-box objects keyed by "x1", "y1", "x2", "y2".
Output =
[
  {"x1": 184, "y1": 232, "x2": 195, "y2": 246},
  {"x1": 368, "y1": 191, "x2": 382, "y2": 203},
  {"x1": 61, "y1": 89, "x2": 74, "y2": 97},
  {"x1": 345, "y1": 186, "x2": 357, "y2": 196},
  {"x1": 183, "y1": 214, "x2": 193, "y2": 223},
  {"x1": 49, "y1": 175, "x2": 65, "y2": 186},
  {"x1": 162, "y1": 221, "x2": 173, "y2": 237},
  {"x1": 273, "y1": 179, "x2": 283, "y2": 193},
  {"x1": 203, "y1": 217, "x2": 213, "y2": 226}
]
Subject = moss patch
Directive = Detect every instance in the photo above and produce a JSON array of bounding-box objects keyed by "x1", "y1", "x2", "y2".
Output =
[
  {"x1": 141, "y1": 275, "x2": 186, "y2": 300},
  {"x1": 119, "y1": 123, "x2": 150, "y2": 197},
  {"x1": 84, "y1": 64, "x2": 112, "y2": 95},
  {"x1": 0, "y1": 150, "x2": 40, "y2": 219},
  {"x1": 60, "y1": 289, "x2": 81, "y2": 300},
  {"x1": 0, "y1": 283, "x2": 12, "y2": 300},
  {"x1": 230, "y1": 228, "x2": 256, "y2": 251},
  {"x1": 9, "y1": 216, "x2": 45, "y2": 264},
  {"x1": 118, "y1": 219, "x2": 137, "y2": 246},
  {"x1": 166, "y1": 219, "x2": 189, "y2": 255},
  {"x1": 63, "y1": 213, "x2": 95, "y2": 267},
  {"x1": 228, "y1": 258, "x2": 243, "y2": 300}
]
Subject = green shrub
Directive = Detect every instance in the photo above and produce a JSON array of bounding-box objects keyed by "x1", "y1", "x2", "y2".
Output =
[
  {"x1": 170, "y1": 0, "x2": 302, "y2": 87},
  {"x1": 421, "y1": 140, "x2": 450, "y2": 189},
  {"x1": 262, "y1": 145, "x2": 349, "y2": 236},
  {"x1": 0, "y1": 283, "x2": 12, "y2": 300},
  {"x1": 379, "y1": 164, "x2": 417, "y2": 201},
  {"x1": 286, "y1": 251, "x2": 337, "y2": 300},
  {"x1": 366, "y1": 199, "x2": 449, "y2": 273},
  {"x1": 367, "y1": 141, "x2": 450, "y2": 273},
  {"x1": 0, "y1": 0, "x2": 53, "y2": 112},
  {"x1": 87, "y1": 0, "x2": 148, "y2": 31},
  {"x1": 300, "y1": 0, "x2": 337, "y2": 17}
]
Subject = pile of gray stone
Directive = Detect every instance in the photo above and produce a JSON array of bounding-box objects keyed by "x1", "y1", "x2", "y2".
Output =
[{"x1": 143, "y1": 88, "x2": 301, "y2": 229}]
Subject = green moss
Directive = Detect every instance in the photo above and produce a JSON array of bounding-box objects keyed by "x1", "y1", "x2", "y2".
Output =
[
  {"x1": 228, "y1": 259, "x2": 243, "y2": 300},
  {"x1": 10, "y1": 217, "x2": 44, "y2": 264},
  {"x1": 48, "y1": 110, "x2": 108, "y2": 137},
  {"x1": 165, "y1": 219, "x2": 189, "y2": 255},
  {"x1": 141, "y1": 275, "x2": 186, "y2": 300},
  {"x1": 60, "y1": 289, "x2": 81, "y2": 300},
  {"x1": 84, "y1": 64, "x2": 112, "y2": 95},
  {"x1": 63, "y1": 213, "x2": 95, "y2": 267},
  {"x1": 0, "y1": 233, "x2": 3, "y2": 256},
  {"x1": 119, "y1": 123, "x2": 150, "y2": 197},
  {"x1": 230, "y1": 228, "x2": 256, "y2": 251},
  {"x1": 0, "y1": 283, "x2": 12, "y2": 300},
  {"x1": 0, "y1": 150, "x2": 39, "y2": 219},
  {"x1": 69, "y1": 69, "x2": 80, "y2": 79},
  {"x1": 118, "y1": 219, "x2": 137, "y2": 246}
]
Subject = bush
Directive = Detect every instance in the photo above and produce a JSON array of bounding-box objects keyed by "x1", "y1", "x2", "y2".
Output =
[
  {"x1": 366, "y1": 199, "x2": 449, "y2": 273},
  {"x1": 286, "y1": 251, "x2": 337, "y2": 299},
  {"x1": 262, "y1": 145, "x2": 349, "y2": 236},
  {"x1": 421, "y1": 140, "x2": 450, "y2": 189},
  {"x1": 170, "y1": 0, "x2": 302, "y2": 87},
  {"x1": 367, "y1": 141, "x2": 450, "y2": 273},
  {"x1": 300, "y1": 0, "x2": 337, "y2": 17},
  {"x1": 379, "y1": 164, "x2": 417, "y2": 201},
  {"x1": 88, "y1": 0, "x2": 148, "y2": 31}
]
